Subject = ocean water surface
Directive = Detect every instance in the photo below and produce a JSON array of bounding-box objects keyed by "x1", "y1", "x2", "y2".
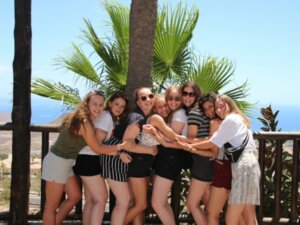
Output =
[{"x1": 1, "y1": 97, "x2": 299, "y2": 132}]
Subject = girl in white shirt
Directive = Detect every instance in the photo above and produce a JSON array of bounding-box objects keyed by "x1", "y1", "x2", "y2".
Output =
[{"x1": 186, "y1": 95, "x2": 260, "y2": 225}]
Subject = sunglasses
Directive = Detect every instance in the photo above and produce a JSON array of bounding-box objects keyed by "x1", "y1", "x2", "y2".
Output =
[
  {"x1": 92, "y1": 90, "x2": 105, "y2": 97},
  {"x1": 167, "y1": 96, "x2": 181, "y2": 102},
  {"x1": 182, "y1": 91, "x2": 196, "y2": 97},
  {"x1": 140, "y1": 94, "x2": 155, "y2": 101}
]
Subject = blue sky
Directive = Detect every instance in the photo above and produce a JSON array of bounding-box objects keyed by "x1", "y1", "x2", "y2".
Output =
[{"x1": 1, "y1": 0, "x2": 300, "y2": 129}]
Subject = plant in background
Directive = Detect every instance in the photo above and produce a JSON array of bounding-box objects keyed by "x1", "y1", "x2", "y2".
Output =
[
  {"x1": 31, "y1": 1, "x2": 250, "y2": 112},
  {"x1": 257, "y1": 105, "x2": 295, "y2": 218}
]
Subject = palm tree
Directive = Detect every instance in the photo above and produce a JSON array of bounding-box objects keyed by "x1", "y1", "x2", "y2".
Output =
[
  {"x1": 125, "y1": 0, "x2": 157, "y2": 107},
  {"x1": 31, "y1": 1, "x2": 250, "y2": 111}
]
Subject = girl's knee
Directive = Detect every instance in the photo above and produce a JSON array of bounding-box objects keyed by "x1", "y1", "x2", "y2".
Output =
[
  {"x1": 69, "y1": 192, "x2": 82, "y2": 204},
  {"x1": 186, "y1": 199, "x2": 197, "y2": 211},
  {"x1": 117, "y1": 197, "x2": 131, "y2": 209},
  {"x1": 136, "y1": 201, "x2": 148, "y2": 212}
]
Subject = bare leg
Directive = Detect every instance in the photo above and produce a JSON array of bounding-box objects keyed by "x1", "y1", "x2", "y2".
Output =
[
  {"x1": 124, "y1": 177, "x2": 149, "y2": 225},
  {"x1": 43, "y1": 181, "x2": 65, "y2": 225},
  {"x1": 151, "y1": 175, "x2": 176, "y2": 225},
  {"x1": 55, "y1": 176, "x2": 81, "y2": 225},
  {"x1": 81, "y1": 175, "x2": 108, "y2": 225},
  {"x1": 186, "y1": 178, "x2": 210, "y2": 225},
  {"x1": 226, "y1": 204, "x2": 244, "y2": 225},
  {"x1": 242, "y1": 205, "x2": 258, "y2": 225},
  {"x1": 82, "y1": 183, "x2": 92, "y2": 225},
  {"x1": 207, "y1": 186, "x2": 229, "y2": 225},
  {"x1": 108, "y1": 179, "x2": 131, "y2": 225}
]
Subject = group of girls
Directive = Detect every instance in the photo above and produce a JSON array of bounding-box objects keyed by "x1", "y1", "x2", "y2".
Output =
[{"x1": 41, "y1": 81, "x2": 261, "y2": 225}]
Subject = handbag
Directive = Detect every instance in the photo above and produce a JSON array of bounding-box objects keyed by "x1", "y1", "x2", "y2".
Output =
[{"x1": 223, "y1": 132, "x2": 249, "y2": 163}]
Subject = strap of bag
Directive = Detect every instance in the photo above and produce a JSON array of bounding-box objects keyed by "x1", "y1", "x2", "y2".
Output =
[{"x1": 224, "y1": 131, "x2": 249, "y2": 151}]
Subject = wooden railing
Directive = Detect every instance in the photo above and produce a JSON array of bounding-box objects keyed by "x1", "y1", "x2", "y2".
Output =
[{"x1": 0, "y1": 123, "x2": 299, "y2": 224}]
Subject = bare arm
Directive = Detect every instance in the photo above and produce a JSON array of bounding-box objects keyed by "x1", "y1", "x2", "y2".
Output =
[
  {"x1": 189, "y1": 120, "x2": 220, "y2": 157},
  {"x1": 95, "y1": 128, "x2": 115, "y2": 156},
  {"x1": 123, "y1": 123, "x2": 157, "y2": 156},
  {"x1": 148, "y1": 114, "x2": 179, "y2": 141},
  {"x1": 79, "y1": 120, "x2": 133, "y2": 155}
]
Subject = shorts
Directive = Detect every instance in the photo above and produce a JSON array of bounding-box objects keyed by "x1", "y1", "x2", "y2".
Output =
[
  {"x1": 42, "y1": 151, "x2": 75, "y2": 184},
  {"x1": 100, "y1": 154, "x2": 128, "y2": 182},
  {"x1": 191, "y1": 154, "x2": 214, "y2": 182},
  {"x1": 73, "y1": 154, "x2": 102, "y2": 176},
  {"x1": 127, "y1": 153, "x2": 154, "y2": 178},
  {"x1": 211, "y1": 159, "x2": 232, "y2": 190},
  {"x1": 153, "y1": 146, "x2": 183, "y2": 181}
]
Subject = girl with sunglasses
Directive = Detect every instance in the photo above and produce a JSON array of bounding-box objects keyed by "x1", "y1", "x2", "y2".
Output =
[
  {"x1": 123, "y1": 87, "x2": 158, "y2": 225},
  {"x1": 151, "y1": 85, "x2": 190, "y2": 225}
]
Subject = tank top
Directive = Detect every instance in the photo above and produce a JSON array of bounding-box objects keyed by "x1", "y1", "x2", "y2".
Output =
[{"x1": 50, "y1": 127, "x2": 86, "y2": 159}]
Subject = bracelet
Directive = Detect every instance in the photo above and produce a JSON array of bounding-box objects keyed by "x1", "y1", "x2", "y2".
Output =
[{"x1": 117, "y1": 144, "x2": 121, "y2": 151}]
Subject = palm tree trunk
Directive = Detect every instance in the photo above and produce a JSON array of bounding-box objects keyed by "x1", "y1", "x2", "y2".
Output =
[
  {"x1": 10, "y1": 0, "x2": 32, "y2": 224},
  {"x1": 125, "y1": 0, "x2": 158, "y2": 108}
]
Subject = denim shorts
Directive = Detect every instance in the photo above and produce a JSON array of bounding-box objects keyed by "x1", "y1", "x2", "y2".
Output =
[{"x1": 42, "y1": 151, "x2": 75, "y2": 184}]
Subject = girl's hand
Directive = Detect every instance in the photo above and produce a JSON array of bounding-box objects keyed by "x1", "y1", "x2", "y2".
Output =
[
  {"x1": 143, "y1": 124, "x2": 157, "y2": 135},
  {"x1": 121, "y1": 139, "x2": 135, "y2": 151},
  {"x1": 153, "y1": 131, "x2": 166, "y2": 146},
  {"x1": 148, "y1": 146, "x2": 158, "y2": 156},
  {"x1": 177, "y1": 141, "x2": 194, "y2": 152},
  {"x1": 119, "y1": 152, "x2": 132, "y2": 164}
]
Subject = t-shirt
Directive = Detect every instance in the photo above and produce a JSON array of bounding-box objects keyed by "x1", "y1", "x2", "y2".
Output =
[
  {"x1": 172, "y1": 108, "x2": 188, "y2": 136},
  {"x1": 96, "y1": 110, "x2": 114, "y2": 141},
  {"x1": 50, "y1": 127, "x2": 86, "y2": 159},
  {"x1": 211, "y1": 114, "x2": 248, "y2": 148},
  {"x1": 78, "y1": 111, "x2": 114, "y2": 155},
  {"x1": 188, "y1": 108, "x2": 210, "y2": 138}
]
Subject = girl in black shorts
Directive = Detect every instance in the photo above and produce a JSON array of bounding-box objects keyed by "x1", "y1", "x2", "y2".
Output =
[
  {"x1": 151, "y1": 84, "x2": 199, "y2": 225},
  {"x1": 123, "y1": 87, "x2": 157, "y2": 225}
]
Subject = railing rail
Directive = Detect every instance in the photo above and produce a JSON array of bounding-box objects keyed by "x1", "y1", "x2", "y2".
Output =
[{"x1": 0, "y1": 123, "x2": 299, "y2": 224}]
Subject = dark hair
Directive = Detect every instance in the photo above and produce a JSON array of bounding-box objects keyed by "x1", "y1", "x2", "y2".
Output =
[
  {"x1": 199, "y1": 92, "x2": 217, "y2": 108},
  {"x1": 181, "y1": 81, "x2": 201, "y2": 114},
  {"x1": 105, "y1": 91, "x2": 130, "y2": 122},
  {"x1": 134, "y1": 87, "x2": 153, "y2": 104}
]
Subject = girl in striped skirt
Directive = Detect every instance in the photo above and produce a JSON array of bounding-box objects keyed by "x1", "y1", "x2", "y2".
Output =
[{"x1": 97, "y1": 92, "x2": 132, "y2": 225}]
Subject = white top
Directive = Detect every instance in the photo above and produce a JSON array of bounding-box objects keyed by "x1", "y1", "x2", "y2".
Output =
[
  {"x1": 172, "y1": 108, "x2": 188, "y2": 136},
  {"x1": 78, "y1": 110, "x2": 114, "y2": 155},
  {"x1": 211, "y1": 114, "x2": 251, "y2": 148}
]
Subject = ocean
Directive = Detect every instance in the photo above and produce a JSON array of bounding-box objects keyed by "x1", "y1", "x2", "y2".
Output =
[{"x1": 1, "y1": 97, "x2": 299, "y2": 132}]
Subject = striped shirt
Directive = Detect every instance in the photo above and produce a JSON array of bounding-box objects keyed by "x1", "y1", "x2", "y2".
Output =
[{"x1": 188, "y1": 108, "x2": 210, "y2": 138}]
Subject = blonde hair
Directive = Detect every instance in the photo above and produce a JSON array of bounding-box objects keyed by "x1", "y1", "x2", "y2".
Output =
[
  {"x1": 61, "y1": 90, "x2": 105, "y2": 136},
  {"x1": 216, "y1": 94, "x2": 250, "y2": 127}
]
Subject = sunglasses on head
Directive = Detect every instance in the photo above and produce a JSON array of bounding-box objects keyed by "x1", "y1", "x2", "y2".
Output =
[
  {"x1": 140, "y1": 94, "x2": 155, "y2": 101},
  {"x1": 167, "y1": 96, "x2": 181, "y2": 102},
  {"x1": 182, "y1": 91, "x2": 196, "y2": 97},
  {"x1": 92, "y1": 90, "x2": 105, "y2": 97}
]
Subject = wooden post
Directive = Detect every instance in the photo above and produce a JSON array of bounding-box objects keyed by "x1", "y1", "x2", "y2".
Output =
[{"x1": 10, "y1": 0, "x2": 32, "y2": 224}]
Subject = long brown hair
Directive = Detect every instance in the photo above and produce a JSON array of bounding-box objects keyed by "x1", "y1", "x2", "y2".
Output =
[
  {"x1": 105, "y1": 91, "x2": 129, "y2": 123},
  {"x1": 181, "y1": 81, "x2": 201, "y2": 112},
  {"x1": 61, "y1": 90, "x2": 105, "y2": 136}
]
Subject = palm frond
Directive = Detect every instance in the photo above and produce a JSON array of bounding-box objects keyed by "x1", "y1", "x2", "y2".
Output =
[
  {"x1": 152, "y1": 2, "x2": 199, "y2": 89},
  {"x1": 31, "y1": 78, "x2": 81, "y2": 108},
  {"x1": 55, "y1": 44, "x2": 101, "y2": 89},
  {"x1": 188, "y1": 56, "x2": 235, "y2": 94}
]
